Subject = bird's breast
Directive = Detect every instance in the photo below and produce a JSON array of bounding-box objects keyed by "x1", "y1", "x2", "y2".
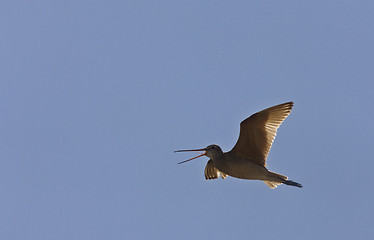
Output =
[{"x1": 213, "y1": 153, "x2": 268, "y2": 180}]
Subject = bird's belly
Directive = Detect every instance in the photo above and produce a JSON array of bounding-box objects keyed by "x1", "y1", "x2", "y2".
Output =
[{"x1": 216, "y1": 159, "x2": 268, "y2": 180}]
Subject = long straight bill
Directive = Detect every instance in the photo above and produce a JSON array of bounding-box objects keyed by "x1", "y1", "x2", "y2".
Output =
[{"x1": 175, "y1": 148, "x2": 206, "y2": 164}]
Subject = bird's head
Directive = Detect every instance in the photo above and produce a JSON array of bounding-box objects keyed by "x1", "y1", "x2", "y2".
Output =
[
  {"x1": 205, "y1": 144, "x2": 223, "y2": 159},
  {"x1": 175, "y1": 144, "x2": 223, "y2": 164}
]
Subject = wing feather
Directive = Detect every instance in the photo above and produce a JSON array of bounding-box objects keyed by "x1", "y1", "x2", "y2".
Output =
[
  {"x1": 229, "y1": 102, "x2": 293, "y2": 166},
  {"x1": 204, "y1": 159, "x2": 227, "y2": 180}
]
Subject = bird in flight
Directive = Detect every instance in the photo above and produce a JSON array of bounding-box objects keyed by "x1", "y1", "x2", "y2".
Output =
[{"x1": 176, "y1": 102, "x2": 302, "y2": 189}]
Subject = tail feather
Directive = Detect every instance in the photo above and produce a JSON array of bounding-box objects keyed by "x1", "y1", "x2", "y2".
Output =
[
  {"x1": 283, "y1": 180, "x2": 303, "y2": 188},
  {"x1": 264, "y1": 171, "x2": 303, "y2": 189},
  {"x1": 264, "y1": 181, "x2": 281, "y2": 189}
]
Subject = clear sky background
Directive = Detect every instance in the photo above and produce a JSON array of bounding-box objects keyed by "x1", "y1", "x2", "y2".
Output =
[{"x1": 1, "y1": 1, "x2": 373, "y2": 239}]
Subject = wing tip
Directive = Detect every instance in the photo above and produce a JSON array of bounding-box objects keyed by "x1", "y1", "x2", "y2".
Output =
[
  {"x1": 283, "y1": 101, "x2": 294, "y2": 109},
  {"x1": 278, "y1": 101, "x2": 294, "y2": 114}
]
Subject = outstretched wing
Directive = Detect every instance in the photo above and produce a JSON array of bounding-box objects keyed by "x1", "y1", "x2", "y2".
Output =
[
  {"x1": 230, "y1": 102, "x2": 294, "y2": 166},
  {"x1": 204, "y1": 160, "x2": 227, "y2": 180}
]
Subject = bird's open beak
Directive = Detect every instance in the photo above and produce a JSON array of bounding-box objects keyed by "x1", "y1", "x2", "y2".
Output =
[{"x1": 174, "y1": 148, "x2": 207, "y2": 164}]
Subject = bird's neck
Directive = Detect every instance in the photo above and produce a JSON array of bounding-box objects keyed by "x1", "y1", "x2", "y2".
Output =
[
  {"x1": 211, "y1": 152, "x2": 228, "y2": 172},
  {"x1": 210, "y1": 152, "x2": 225, "y2": 163}
]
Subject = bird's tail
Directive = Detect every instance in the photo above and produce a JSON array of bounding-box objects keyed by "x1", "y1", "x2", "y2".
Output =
[
  {"x1": 283, "y1": 180, "x2": 303, "y2": 188},
  {"x1": 264, "y1": 171, "x2": 302, "y2": 189}
]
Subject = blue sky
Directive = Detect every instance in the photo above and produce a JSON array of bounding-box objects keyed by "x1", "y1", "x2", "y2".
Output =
[{"x1": 1, "y1": 1, "x2": 373, "y2": 239}]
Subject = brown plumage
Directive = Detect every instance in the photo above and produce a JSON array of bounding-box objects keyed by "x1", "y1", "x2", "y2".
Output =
[{"x1": 176, "y1": 102, "x2": 302, "y2": 189}]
